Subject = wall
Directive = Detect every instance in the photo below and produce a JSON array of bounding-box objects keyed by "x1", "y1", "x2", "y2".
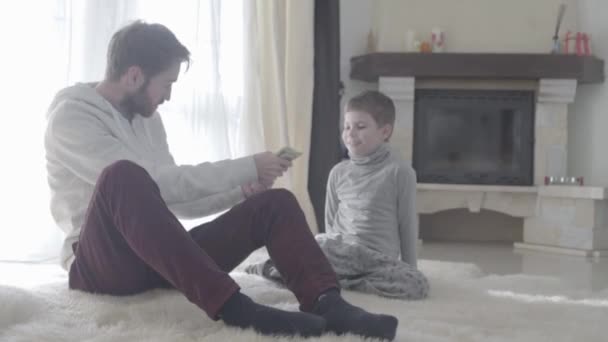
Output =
[
  {"x1": 371, "y1": 0, "x2": 578, "y2": 53},
  {"x1": 340, "y1": 0, "x2": 582, "y2": 109},
  {"x1": 569, "y1": 0, "x2": 608, "y2": 186},
  {"x1": 339, "y1": 0, "x2": 375, "y2": 117}
]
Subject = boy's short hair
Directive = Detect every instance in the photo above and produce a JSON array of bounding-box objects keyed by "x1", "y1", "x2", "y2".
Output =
[
  {"x1": 345, "y1": 90, "x2": 395, "y2": 127},
  {"x1": 105, "y1": 20, "x2": 191, "y2": 81}
]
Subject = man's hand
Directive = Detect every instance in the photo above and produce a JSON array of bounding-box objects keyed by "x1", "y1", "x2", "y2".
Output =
[
  {"x1": 253, "y1": 152, "x2": 292, "y2": 187},
  {"x1": 242, "y1": 181, "x2": 268, "y2": 198}
]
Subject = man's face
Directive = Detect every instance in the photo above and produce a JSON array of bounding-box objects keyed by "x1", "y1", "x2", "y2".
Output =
[
  {"x1": 123, "y1": 61, "x2": 181, "y2": 117},
  {"x1": 342, "y1": 110, "x2": 391, "y2": 157}
]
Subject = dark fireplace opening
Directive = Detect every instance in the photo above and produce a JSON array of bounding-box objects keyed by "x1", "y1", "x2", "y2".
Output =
[{"x1": 413, "y1": 89, "x2": 534, "y2": 185}]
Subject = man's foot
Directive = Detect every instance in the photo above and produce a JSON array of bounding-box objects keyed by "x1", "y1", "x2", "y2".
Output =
[
  {"x1": 244, "y1": 259, "x2": 285, "y2": 285},
  {"x1": 219, "y1": 291, "x2": 326, "y2": 337},
  {"x1": 312, "y1": 289, "x2": 398, "y2": 341}
]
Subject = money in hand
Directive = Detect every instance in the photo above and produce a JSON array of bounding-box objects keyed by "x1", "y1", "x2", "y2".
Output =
[{"x1": 276, "y1": 146, "x2": 302, "y2": 161}]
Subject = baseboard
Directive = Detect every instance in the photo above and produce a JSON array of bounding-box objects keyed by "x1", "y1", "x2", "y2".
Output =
[{"x1": 514, "y1": 242, "x2": 608, "y2": 258}]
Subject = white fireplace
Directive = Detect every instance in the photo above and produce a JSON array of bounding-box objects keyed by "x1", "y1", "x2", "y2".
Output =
[{"x1": 378, "y1": 75, "x2": 608, "y2": 257}]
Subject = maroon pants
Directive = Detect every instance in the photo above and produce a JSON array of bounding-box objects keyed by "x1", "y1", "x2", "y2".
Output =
[{"x1": 69, "y1": 160, "x2": 338, "y2": 319}]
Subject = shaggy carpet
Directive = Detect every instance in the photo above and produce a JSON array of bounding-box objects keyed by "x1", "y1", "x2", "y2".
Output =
[{"x1": 1, "y1": 250, "x2": 607, "y2": 342}]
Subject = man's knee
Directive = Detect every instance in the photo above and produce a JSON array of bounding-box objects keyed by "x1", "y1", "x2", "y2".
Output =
[
  {"x1": 250, "y1": 189, "x2": 304, "y2": 226},
  {"x1": 98, "y1": 160, "x2": 150, "y2": 186},
  {"x1": 258, "y1": 188, "x2": 299, "y2": 210},
  {"x1": 247, "y1": 189, "x2": 308, "y2": 241}
]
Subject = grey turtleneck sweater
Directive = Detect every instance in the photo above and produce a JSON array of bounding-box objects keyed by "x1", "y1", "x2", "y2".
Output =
[
  {"x1": 245, "y1": 143, "x2": 427, "y2": 298},
  {"x1": 325, "y1": 143, "x2": 418, "y2": 267}
]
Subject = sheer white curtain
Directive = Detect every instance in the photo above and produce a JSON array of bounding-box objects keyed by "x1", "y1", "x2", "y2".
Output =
[
  {"x1": 242, "y1": 0, "x2": 318, "y2": 232},
  {"x1": 0, "y1": 0, "x2": 246, "y2": 262}
]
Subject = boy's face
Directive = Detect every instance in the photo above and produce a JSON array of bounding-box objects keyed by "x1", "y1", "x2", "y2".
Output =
[{"x1": 342, "y1": 111, "x2": 392, "y2": 158}]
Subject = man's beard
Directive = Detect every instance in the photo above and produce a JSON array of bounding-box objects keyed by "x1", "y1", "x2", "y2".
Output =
[{"x1": 121, "y1": 82, "x2": 156, "y2": 118}]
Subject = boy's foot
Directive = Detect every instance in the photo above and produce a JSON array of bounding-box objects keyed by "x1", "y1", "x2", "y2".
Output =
[
  {"x1": 219, "y1": 291, "x2": 326, "y2": 337},
  {"x1": 244, "y1": 259, "x2": 285, "y2": 285},
  {"x1": 312, "y1": 289, "x2": 398, "y2": 341}
]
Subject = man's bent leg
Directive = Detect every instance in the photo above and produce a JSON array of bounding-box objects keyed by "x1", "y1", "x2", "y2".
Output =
[
  {"x1": 69, "y1": 160, "x2": 239, "y2": 319},
  {"x1": 70, "y1": 162, "x2": 326, "y2": 338},
  {"x1": 189, "y1": 189, "x2": 339, "y2": 311},
  {"x1": 192, "y1": 190, "x2": 399, "y2": 340}
]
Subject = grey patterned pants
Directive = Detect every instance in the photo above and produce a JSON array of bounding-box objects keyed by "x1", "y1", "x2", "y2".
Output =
[{"x1": 246, "y1": 233, "x2": 429, "y2": 300}]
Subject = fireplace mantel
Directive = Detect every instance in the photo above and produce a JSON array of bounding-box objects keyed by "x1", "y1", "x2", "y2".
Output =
[{"x1": 350, "y1": 53, "x2": 605, "y2": 84}]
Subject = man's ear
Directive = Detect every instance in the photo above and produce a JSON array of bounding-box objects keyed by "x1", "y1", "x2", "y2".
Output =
[
  {"x1": 382, "y1": 124, "x2": 393, "y2": 141},
  {"x1": 124, "y1": 66, "x2": 145, "y2": 90}
]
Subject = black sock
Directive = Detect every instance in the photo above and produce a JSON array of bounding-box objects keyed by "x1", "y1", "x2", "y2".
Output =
[
  {"x1": 312, "y1": 289, "x2": 398, "y2": 341},
  {"x1": 219, "y1": 291, "x2": 326, "y2": 337}
]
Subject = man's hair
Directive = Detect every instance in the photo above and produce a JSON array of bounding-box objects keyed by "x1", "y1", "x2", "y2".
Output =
[
  {"x1": 345, "y1": 90, "x2": 395, "y2": 127},
  {"x1": 105, "y1": 20, "x2": 190, "y2": 81}
]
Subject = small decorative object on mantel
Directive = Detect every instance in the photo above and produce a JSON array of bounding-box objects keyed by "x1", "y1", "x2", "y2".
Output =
[
  {"x1": 562, "y1": 31, "x2": 592, "y2": 56},
  {"x1": 406, "y1": 29, "x2": 417, "y2": 52},
  {"x1": 544, "y1": 176, "x2": 584, "y2": 186},
  {"x1": 413, "y1": 40, "x2": 421, "y2": 52},
  {"x1": 431, "y1": 27, "x2": 445, "y2": 52},
  {"x1": 551, "y1": 3, "x2": 566, "y2": 54},
  {"x1": 419, "y1": 41, "x2": 432, "y2": 53},
  {"x1": 366, "y1": 30, "x2": 377, "y2": 53}
]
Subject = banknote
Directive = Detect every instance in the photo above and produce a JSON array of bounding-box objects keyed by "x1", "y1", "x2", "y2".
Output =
[{"x1": 276, "y1": 146, "x2": 302, "y2": 161}]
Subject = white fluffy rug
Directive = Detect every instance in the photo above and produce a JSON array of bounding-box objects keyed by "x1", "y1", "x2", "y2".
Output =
[{"x1": 1, "y1": 251, "x2": 607, "y2": 342}]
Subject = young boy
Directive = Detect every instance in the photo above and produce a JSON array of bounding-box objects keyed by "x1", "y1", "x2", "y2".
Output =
[{"x1": 247, "y1": 90, "x2": 429, "y2": 300}]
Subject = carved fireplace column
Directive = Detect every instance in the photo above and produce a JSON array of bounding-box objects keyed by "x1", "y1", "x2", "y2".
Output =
[{"x1": 534, "y1": 79, "x2": 577, "y2": 185}]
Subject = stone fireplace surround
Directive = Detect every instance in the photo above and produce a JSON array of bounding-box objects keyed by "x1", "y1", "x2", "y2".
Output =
[{"x1": 351, "y1": 53, "x2": 607, "y2": 257}]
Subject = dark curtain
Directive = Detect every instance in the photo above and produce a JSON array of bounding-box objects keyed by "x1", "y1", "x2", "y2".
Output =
[{"x1": 308, "y1": 0, "x2": 342, "y2": 233}]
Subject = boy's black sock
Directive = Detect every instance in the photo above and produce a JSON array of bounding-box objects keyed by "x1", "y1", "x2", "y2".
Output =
[
  {"x1": 219, "y1": 291, "x2": 326, "y2": 337},
  {"x1": 312, "y1": 289, "x2": 398, "y2": 341}
]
